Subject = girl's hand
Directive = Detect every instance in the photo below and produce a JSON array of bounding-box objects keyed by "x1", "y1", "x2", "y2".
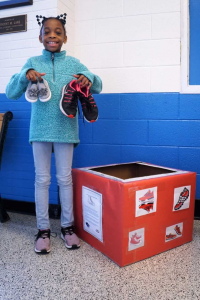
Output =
[
  {"x1": 73, "y1": 74, "x2": 92, "y2": 89},
  {"x1": 26, "y1": 69, "x2": 46, "y2": 81}
]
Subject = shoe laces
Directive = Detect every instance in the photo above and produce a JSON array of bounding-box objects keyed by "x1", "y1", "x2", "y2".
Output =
[
  {"x1": 70, "y1": 98, "x2": 78, "y2": 109},
  {"x1": 80, "y1": 94, "x2": 95, "y2": 111},
  {"x1": 35, "y1": 230, "x2": 57, "y2": 240},
  {"x1": 64, "y1": 85, "x2": 78, "y2": 107},
  {"x1": 62, "y1": 225, "x2": 75, "y2": 236}
]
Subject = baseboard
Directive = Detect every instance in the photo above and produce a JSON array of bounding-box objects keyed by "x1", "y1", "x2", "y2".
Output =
[
  {"x1": 1, "y1": 197, "x2": 200, "y2": 220},
  {"x1": 2, "y1": 198, "x2": 61, "y2": 219}
]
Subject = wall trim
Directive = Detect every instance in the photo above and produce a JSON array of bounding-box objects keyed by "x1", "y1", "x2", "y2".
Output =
[{"x1": 181, "y1": 0, "x2": 200, "y2": 93}]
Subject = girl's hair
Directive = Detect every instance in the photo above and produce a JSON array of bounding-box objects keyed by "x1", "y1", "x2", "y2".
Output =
[{"x1": 36, "y1": 14, "x2": 67, "y2": 36}]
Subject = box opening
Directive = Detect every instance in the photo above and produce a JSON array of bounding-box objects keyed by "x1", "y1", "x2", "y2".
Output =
[{"x1": 91, "y1": 163, "x2": 176, "y2": 180}]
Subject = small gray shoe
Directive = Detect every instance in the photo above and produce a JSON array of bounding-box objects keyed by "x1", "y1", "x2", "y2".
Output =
[
  {"x1": 37, "y1": 79, "x2": 51, "y2": 102},
  {"x1": 25, "y1": 81, "x2": 38, "y2": 103}
]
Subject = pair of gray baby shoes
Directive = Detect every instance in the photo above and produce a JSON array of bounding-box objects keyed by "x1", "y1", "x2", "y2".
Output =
[{"x1": 25, "y1": 79, "x2": 51, "y2": 103}]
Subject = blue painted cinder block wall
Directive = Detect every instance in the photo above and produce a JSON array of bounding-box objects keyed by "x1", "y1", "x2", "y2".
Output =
[{"x1": 0, "y1": 92, "x2": 200, "y2": 205}]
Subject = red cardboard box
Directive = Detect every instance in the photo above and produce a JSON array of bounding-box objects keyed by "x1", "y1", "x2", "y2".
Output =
[{"x1": 72, "y1": 162, "x2": 196, "y2": 267}]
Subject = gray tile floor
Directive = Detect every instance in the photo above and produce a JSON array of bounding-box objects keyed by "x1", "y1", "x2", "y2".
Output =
[{"x1": 1, "y1": 213, "x2": 200, "y2": 300}]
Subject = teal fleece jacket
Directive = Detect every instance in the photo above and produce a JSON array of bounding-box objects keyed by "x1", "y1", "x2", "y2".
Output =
[{"x1": 6, "y1": 49, "x2": 102, "y2": 146}]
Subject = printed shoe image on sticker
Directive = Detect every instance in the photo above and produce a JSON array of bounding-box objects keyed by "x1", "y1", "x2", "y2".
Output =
[
  {"x1": 174, "y1": 187, "x2": 189, "y2": 211},
  {"x1": 130, "y1": 233, "x2": 142, "y2": 245},
  {"x1": 139, "y1": 190, "x2": 154, "y2": 212},
  {"x1": 136, "y1": 187, "x2": 157, "y2": 217},
  {"x1": 174, "y1": 225, "x2": 182, "y2": 235},
  {"x1": 139, "y1": 190, "x2": 154, "y2": 202},
  {"x1": 166, "y1": 233, "x2": 177, "y2": 241},
  {"x1": 139, "y1": 202, "x2": 154, "y2": 212},
  {"x1": 129, "y1": 228, "x2": 145, "y2": 251},
  {"x1": 165, "y1": 222, "x2": 183, "y2": 242}
]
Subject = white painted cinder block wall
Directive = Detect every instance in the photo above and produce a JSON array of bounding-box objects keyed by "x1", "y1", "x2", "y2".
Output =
[
  {"x1": 0, "y1": 0, "x2": 180, "y2": 94},
  {"x1": 74, "y1": 0, "x2": 181, "y2": 93},
  {"x1": 0, "y1": 0, "x2": 75, "y2": 93}
]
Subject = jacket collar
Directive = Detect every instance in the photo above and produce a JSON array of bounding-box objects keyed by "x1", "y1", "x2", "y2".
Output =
[{"x1": 42, "y1": 49, "x2": 66, "y2": 60}]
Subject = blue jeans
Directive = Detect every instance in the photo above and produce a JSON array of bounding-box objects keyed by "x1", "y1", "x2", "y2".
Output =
[{"x1": 32, "y1": 142, "x2": 74, "y2": 229}]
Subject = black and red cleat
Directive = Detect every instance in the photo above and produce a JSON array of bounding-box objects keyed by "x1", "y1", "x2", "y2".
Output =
[
  {"x1": 60, "y1": 80, "x2": 79, "y2": 118},
  {"x1": 78, "y1": 85, "x2": 98, "y2": 123}
]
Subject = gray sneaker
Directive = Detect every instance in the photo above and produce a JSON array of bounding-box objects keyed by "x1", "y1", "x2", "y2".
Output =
[
  {"x1": 25, "y1": 81, "x2": 38, "y2": 103},
  {"x1": 61, "y1": 226, "x2": 80, "y2": 250},
  {"x1": 37, "y1": 79, "x2": 51, "y2": 102}
]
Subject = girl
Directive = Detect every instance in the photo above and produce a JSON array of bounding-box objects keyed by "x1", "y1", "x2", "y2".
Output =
[{"x1": 6, "y1": 14, "x2": 102, "y2": 254}]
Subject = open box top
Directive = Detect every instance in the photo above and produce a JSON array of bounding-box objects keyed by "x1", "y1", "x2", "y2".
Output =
[{"x1": 78, "y1": 162, "x2": 189, "y2": 182}]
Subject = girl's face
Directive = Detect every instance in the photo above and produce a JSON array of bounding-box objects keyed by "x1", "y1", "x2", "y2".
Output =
[{"x1": 39, "y1": 19, "x2": 67, "y2": 53}]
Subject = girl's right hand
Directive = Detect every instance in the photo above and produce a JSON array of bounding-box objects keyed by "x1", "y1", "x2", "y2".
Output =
[{"x1": 26, "y1": 69, "x2": 46, "y2": 81}]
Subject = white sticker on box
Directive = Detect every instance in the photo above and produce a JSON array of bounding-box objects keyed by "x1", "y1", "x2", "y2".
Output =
[
  {"x1": 82, "y1": 186, "x2": 103, "y2": 242},
  {"x1": 135, "y1": 187, "x2": 157, "y2": 217},
  {"x1": 129, "y1": 228, "x2": 145, "y2": 251},
  {"x1": 165, "y1": 222, "x2": 183, "y2": 242},
  {"x1": 173, "y1": 186, "x2": 191, "y2": 211}
]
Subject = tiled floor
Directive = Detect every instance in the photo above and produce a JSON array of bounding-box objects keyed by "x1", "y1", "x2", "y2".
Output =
[{"x1": 1, "y1": 213, "x2": 200, "y2": 300}]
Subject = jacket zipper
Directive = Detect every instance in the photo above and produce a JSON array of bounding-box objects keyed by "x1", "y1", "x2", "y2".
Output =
[{"x1": 51, "y1": 53, "x2": 55, "y2": 82}]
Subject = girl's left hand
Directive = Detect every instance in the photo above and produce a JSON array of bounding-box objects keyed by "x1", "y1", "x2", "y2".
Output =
[{"x1": 73, "y1": 74, "x2": 92, "y2": 89}]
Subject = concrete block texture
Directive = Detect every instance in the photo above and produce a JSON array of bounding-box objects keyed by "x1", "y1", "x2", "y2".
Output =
[
  {"x1": 2, "y1": 91, "x2": 200, "y2": 199},
  {"x1": 93, "y1": 120, "x2": 148, "y2": 145},
  {"x1": 120, "y1": 93, "x2": 179, "y2": 120},
  {"x1": 123, "y1": 0, "x2": 180, "y2": 16},
  {"x1": 120, "y1": 145, "x2": 179, "y2": 169},
  {"x1": 180, "y1": 94, "x2": 200, "y2": 120},
  {"x1": 58, "y1": 0, "x2": 75, "y2": 22},
  {"x1": 0, "y1": 93, "x2": 59, "y2": 203},
  {"x1": 75, "y1": 43, "x2": 123, "y2": 69},
  {"x1": 196, "y1": 175, "x2": 200, "y2": 198},
  {"x1": 152, "y1": 12, "x2": 180, "y2": 39},
  {"x1": 151, "y1": 66, "x2": 180, "y2": 92},
  {"x1": 1, "y1": 51, "x2": 10, "y2": 60},
  {"x1": 75, "y1": 21, "x2": 95, "y2": 45},
  {"x1": 10, "y1": 48, "x2": 43, "y2": 59},
  {"x1": 179, "y1": 148, "x2": 200, "y2": 174},
  {"x1": 58, "y1": 0, "x2": 75, "y2": 54},
  {"x1": 73, "y1": 144, "x2": 121, "y2": 168},
  {"x1": 74, "y1": 0, "x2": 181, "y2": 94},
  {"x1": 79, "y1": 121, "x2": 93, "y2": 144},
  {"x1": 94, "y1": 94, "x2": 120, "y2": 119},
  {"x1": 0, "y1": 0, "x2": 182, "y2": 93},
  {"x1": 95, "y1": 15, "x2": 151, "y2": 43},
  {"x1": 75, "y1": 0, "x2": 123, "y2": 21},
  {"x1": 149, "y1": 120, "x2": 200, "y2": 147},
  {"x1": 0, "y1": 0, "x2": 75, "y2": 93},
  {"x1": 91, "y1": 67, "x2": 151, "y2": 93},
  {"x1": 124, "y1": 39, "x2": 180, "y2": 67}
]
